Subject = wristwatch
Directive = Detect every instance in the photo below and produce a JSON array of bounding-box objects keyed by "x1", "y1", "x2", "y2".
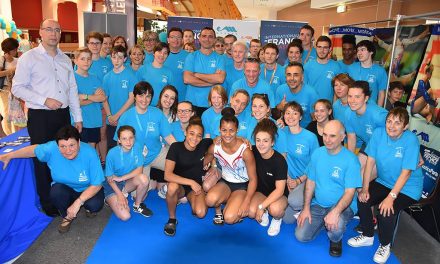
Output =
[
  {"x1": 389, "y1": 192, "x2": 397, "y2": 199},
  {"x1": 258, "y1": 204, "x2": 264, "y2": 210}
]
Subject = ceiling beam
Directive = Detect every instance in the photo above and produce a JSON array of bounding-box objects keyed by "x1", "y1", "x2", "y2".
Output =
[{"x1": 191, "y1": 0, "x2": 242, "y2": 19}]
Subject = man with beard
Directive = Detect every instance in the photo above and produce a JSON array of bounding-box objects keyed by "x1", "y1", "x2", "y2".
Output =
[{"x1": 304, "y1": 36, "x2": 341, "y2": 101}]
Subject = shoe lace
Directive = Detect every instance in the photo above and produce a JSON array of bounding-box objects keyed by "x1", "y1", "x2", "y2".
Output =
[
  {"x1": 354, "y1": 235, "x2": 366, "y2": 242},
  {"x1": 376, "y1": 244, "x2": 389, "y2": 256}
]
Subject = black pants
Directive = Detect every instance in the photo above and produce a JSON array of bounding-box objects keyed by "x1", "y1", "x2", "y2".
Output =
[
  {"x1": 27, "y1": 108, "x2": 71, "y2": 211},
  {"x1": 357, "y1": 180, "x2": 417, "y2": 245},
  {"x1": 106, "y1": 124, "x2": 117, "y2": 150}
]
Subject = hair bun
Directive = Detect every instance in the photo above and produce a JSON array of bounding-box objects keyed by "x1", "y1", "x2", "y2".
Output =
[{"x1": 221, "y1": 107, "x2": 236, "y2": 117}]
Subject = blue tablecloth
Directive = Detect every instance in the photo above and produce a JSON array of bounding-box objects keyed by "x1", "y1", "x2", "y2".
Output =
[{"x1": 0, "y1": 129, "x2": 52, "y2": 263}]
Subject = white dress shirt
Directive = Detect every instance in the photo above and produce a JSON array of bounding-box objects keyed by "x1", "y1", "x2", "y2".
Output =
[{"x1": 12, "y1": 44, "x2": 82, "y2": 122}]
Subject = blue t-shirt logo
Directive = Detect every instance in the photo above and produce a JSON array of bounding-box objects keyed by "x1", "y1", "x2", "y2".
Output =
[
  {"x1": 367, "y1": 74, "x2": 376, "y2": 83},
  {"x1": 240, "y1": 122, "x2": 247, "y2": 130},
  {"x1": 273, "y1": 76, "x2": 279, "y2": 84},
  {"x1": 79, "y1": 170, "x2": 88, "y2": 182},
  {"x1": 295, "y1": 144, "x2": 304, "y2": 154},
  {"x1": 326, "y1": 71, "x2": 335, "y2": 79},
  {"x1": 178, "y1": 61, "x2": 184, "y2": 69},
  {"x1": 121, "y1": 80, "x2": 128, "y2": 89},
  {"x1": 161, "y1": 75, "x2": 168, "y2": 83},
  {"x1": 103, "y1": 66, "x2": 108, "y2": 73},
  {"x1": 332, "y1": 167, "x2": 342, "y2": 178},
  {"x1": 366, "y1": 125, "x2": 373, "y2": 135},
  {"x1": 147, "y1": 122, "x2": 156, "y2": 132},
  {"x1": 301, "y1": 104, "x2": 307, "y2": 111},
  {"x1": 395, "y1": 147, "x2": 403, "y2": 158},
  {"x1": 210, "y1": 60, "x2": 217, "y2": 68}
]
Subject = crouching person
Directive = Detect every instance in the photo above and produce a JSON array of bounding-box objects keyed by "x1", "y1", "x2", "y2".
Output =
[{"x1": 295, "y1": 120, "x2": 362, "y2": 257}]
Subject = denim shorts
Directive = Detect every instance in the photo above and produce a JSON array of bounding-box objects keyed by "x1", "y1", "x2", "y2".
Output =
[{"x1": 103, "y1": 179, "x2": 126, "y2": 199}]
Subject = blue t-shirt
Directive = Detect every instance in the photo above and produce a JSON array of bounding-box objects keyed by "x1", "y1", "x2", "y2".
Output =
[
  {"x1": 89, "y1": 57, "x2": 113, "y2": 81},
  {"x1": 307, "y1": 146, "x2": 362, "y2": 212},
  {"x1": 236, "y1": 110, "x2": 250, "y2": 138},
  {"x1": 143, "y1": 51, "x2": 154, "y2": 65},
  {"x1": 115, "y1": 106, "x2": 172, "y2": 165},
  {"x1": 201, "y1": 107, "x2": 222, "y2": 137},
  {"x1": 304, "y1": 59, "x2": 341, "y2": 101},
  {"x1": 337, "y1": 60, "x2": 351, "y2": 74},
  {"x1": 164, "y1": 49, "x2": 189, "y2": 101},
  {"x1": 302, "y1": 47, "x2": 317, "y2": 64},
  {"x1": 136, "y1": 63, "x2": 173, "y2": 106},
  {"x1": 347, "y1": 62, "x2": 388, "y2": 104},
  {"x1": 35, "y1": 141, "x2": 104, "y2": 192},
  {"x1": 230, "y1": 78, "x2": 275, "y2": 112},
  {"x1": 75, "y1": 73, "x2": 103, "y2": 128},
  {"x1": 344, "y1": 103, "x2": 388, "y2": 145},
  {"x1": 275, "y1": 83, "x2": 318, "y2": 127},
  {"x1": 105, "y1": 143, "x2": 144, "y2": 177},
  {"x1": 280, "y1": 127, "x2": 319, "y2": 179},
  {"x1": 224, "y1": 62, "x2": 244, "y2": 95},
  {"x1": 170, "y1": 121, "x2": 185, "y2": 142},
  {"x1": 184, "y1": 50, "x2": 226, "y2": 107},
  {"x1": 103, "y1": 67, "x2": 137, "y2": 124},
  {"x1": 366, "y1": 128, "x2": 423, "y2": 200},
  {"x1": 259, "y1": 63, "x2": 286, "y2": 91}
]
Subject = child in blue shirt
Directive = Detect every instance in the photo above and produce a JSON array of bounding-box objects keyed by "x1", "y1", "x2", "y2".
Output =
[
  {"x1": 73, "y1": 47, "x2": 106, "y2": 147},
  {"x1": 103, "y1": 45, "x2": 137, "y2": 149}
]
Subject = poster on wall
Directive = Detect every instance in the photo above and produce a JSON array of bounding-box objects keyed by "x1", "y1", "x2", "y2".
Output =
[
  {"x1": 407, "y1": 24, "x2": 440, "y2": 198},
  {"x1": 260, "y1": 20, "x2": 307, "y2": 66},
  {"x1": 167, "y1": 16, "x2": 213, "y2": 48},
  {"x1": 213, "y1": 19, "x2": 259, "y2": 44},
  {"x1": 328, "y1": 26, "x2": 374, "y2": 61},
  {"x1": 374, "y1": 25, "x2": 431, "y2": 103}
]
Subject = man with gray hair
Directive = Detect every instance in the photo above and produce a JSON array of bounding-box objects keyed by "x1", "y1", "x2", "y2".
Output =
[
  {"x1": 295, "y1": 120, "x2": 362, "y2": 257},
  {"x1": 224, "y1": 41, "x2": 247, "y2": 94}
]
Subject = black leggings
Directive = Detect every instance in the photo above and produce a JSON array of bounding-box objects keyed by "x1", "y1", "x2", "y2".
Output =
[{"x1": 357, "y1": 180, "x2": 417, "y2": 245}]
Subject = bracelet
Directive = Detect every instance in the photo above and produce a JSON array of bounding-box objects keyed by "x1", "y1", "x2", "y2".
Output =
[
  {"x1": 212, "y1": 163, "x2": 218, "y2": 168},
  {"x1": 106, "y1": 114, "x2": 111, "y2": 117},
  {"x1": 298, "y1": 177, "x2": 303, "y2": 183},
  {"x1": 85, "y1": 94, "x2": 89, "y2": 100}
]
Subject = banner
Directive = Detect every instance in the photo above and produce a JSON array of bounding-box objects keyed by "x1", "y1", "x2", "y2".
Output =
[
  {"x1": 408, "y1": 24, "x2": 440, "y2": 198},
  {"x1": 213, "y1": 19, "x2": 259, "y2": 45},
  {"x1": 374, "y1": 25, "x2": 431, "y2": 102},
  {"x1": 260, "y1": 20, "x2": 307, "y2": 66},
  {"x1": 167, "y1": 16, "x2": 213, "y2": 48},
  {"x1": 328, "y1": 26, "x2": 374, "y2": 61}
]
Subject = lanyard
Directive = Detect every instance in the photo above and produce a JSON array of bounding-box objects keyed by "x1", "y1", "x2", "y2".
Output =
[
  {"x1": 119, "y1": 146, "x2": 134, "y2": 164},
  {"x1": 135, "y1": 108, "x2": 151, "y2": 140},
  {"x1": 264, "y1": 64, "x2": 277, "y2": 85}
]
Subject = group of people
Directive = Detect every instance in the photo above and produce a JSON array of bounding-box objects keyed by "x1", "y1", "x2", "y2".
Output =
[{"x1": 0, "y1": 19, "x2": 426, "y2": 264}]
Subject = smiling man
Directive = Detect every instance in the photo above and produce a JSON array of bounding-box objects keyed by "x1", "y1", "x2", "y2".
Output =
[{"x1": 12, "y1": 19, "x2": 83, "y2": 216}]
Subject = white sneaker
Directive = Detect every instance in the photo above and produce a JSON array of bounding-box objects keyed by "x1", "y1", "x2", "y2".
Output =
[
  {"x1": 259, "y1": 210, "x2": 269, "y2": 227},
  {"x1": 267, "y1": 218, "x2": 282, "y2": 236},
  {"x1": 158, "y1": 185, "x2": 167, "y2": 199},
  {"x1": 373, "y1": 244, "x2": 391, "y2": 264},
  {"x1": 347, "y1": 234, "x2": 374, "y2": 247}
]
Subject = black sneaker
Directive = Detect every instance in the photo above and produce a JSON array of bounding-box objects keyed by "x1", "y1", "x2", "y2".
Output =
[
  {"x1": 133, "y1": 203, "x2": 153, "y2": 217},
  {"x1": 329, "y1": 240, "x2": 342, "y2": 257},
  {"x1": 85, "y1": 210, "x2": 97, "y2": 218},
  {"x1": 164, "y1": 219, "x2": 178, "y2": 236}
]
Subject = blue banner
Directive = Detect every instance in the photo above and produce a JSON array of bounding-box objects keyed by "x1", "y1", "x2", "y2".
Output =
[
  {"x1": 260, "y1": 20, "x2": 307, "y2": 66},
  {"x1": 167, "y1": 16, "x2": 213, "y2": 48},
  {"x1": 432, "y1": 24, "x2": 440, "y2": 35},
  {"x1": 420, "y1": 145, "x2": 440, "y2": 198},
  {"x1": 329, "y1": 26, "x2": 374, "y2": 37}
]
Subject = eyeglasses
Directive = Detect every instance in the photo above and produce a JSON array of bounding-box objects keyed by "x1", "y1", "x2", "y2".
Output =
[
  {"x1": 41, "y1": 27, "x2": 62, "y2": 34},
  {"x1": 246, "y1": 57, "x2": 260, "y2": 63},
  {"x1": 177, "y1": 109, "x2": 192, "y2": 114},
  {"x1": 143, "y1": 38, "x2": 157, "y2": 42},
  {"x1": 215, "y1": 44, "x2": 224, "y2": 47},
  {"x1": 88, "y1": 42, "x2": 101, "y2": 46}
]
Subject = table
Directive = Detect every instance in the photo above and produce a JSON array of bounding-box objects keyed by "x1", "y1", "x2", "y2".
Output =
[{"x1": 0, "y1": 129, "x2": 52, "y2": 263}]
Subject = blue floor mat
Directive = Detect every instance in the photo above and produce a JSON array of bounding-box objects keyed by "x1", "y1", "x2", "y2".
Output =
[{"x1": 88, "y1": 191, "x2": 399, "y2": 264}]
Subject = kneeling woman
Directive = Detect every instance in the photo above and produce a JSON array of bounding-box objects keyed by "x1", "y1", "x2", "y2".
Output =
[
  {"x1": 104, "y1": 125, "x2": 150, "y2": 220},
  {"x1": 163, "y1": 117, "x2": 213, "y2": 236},
  {"x1": 348, "y1": 108, "x2": 424, "y2": 264},
  {"x1": 205, "y1": 108, "x2": 257, "y2": 224},
  {"x1": 0, "y1": 126, "x2": 104, "y2": 233},
  {"x1": 249, "y1": 119, "x2": 288, "y2": 236}
]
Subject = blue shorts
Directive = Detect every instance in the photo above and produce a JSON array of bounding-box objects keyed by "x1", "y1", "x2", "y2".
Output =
[
  {"x1": 81, "y1": 127, "x2": 100, "y2": 143},
  {"x1": 103, "y1": 179, "x2": 126, "y2": 199}
]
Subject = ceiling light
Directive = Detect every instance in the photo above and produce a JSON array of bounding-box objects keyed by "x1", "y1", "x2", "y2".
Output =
[{"x1": 336, "y1": 4, "x2": 346, "y2": 13}]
